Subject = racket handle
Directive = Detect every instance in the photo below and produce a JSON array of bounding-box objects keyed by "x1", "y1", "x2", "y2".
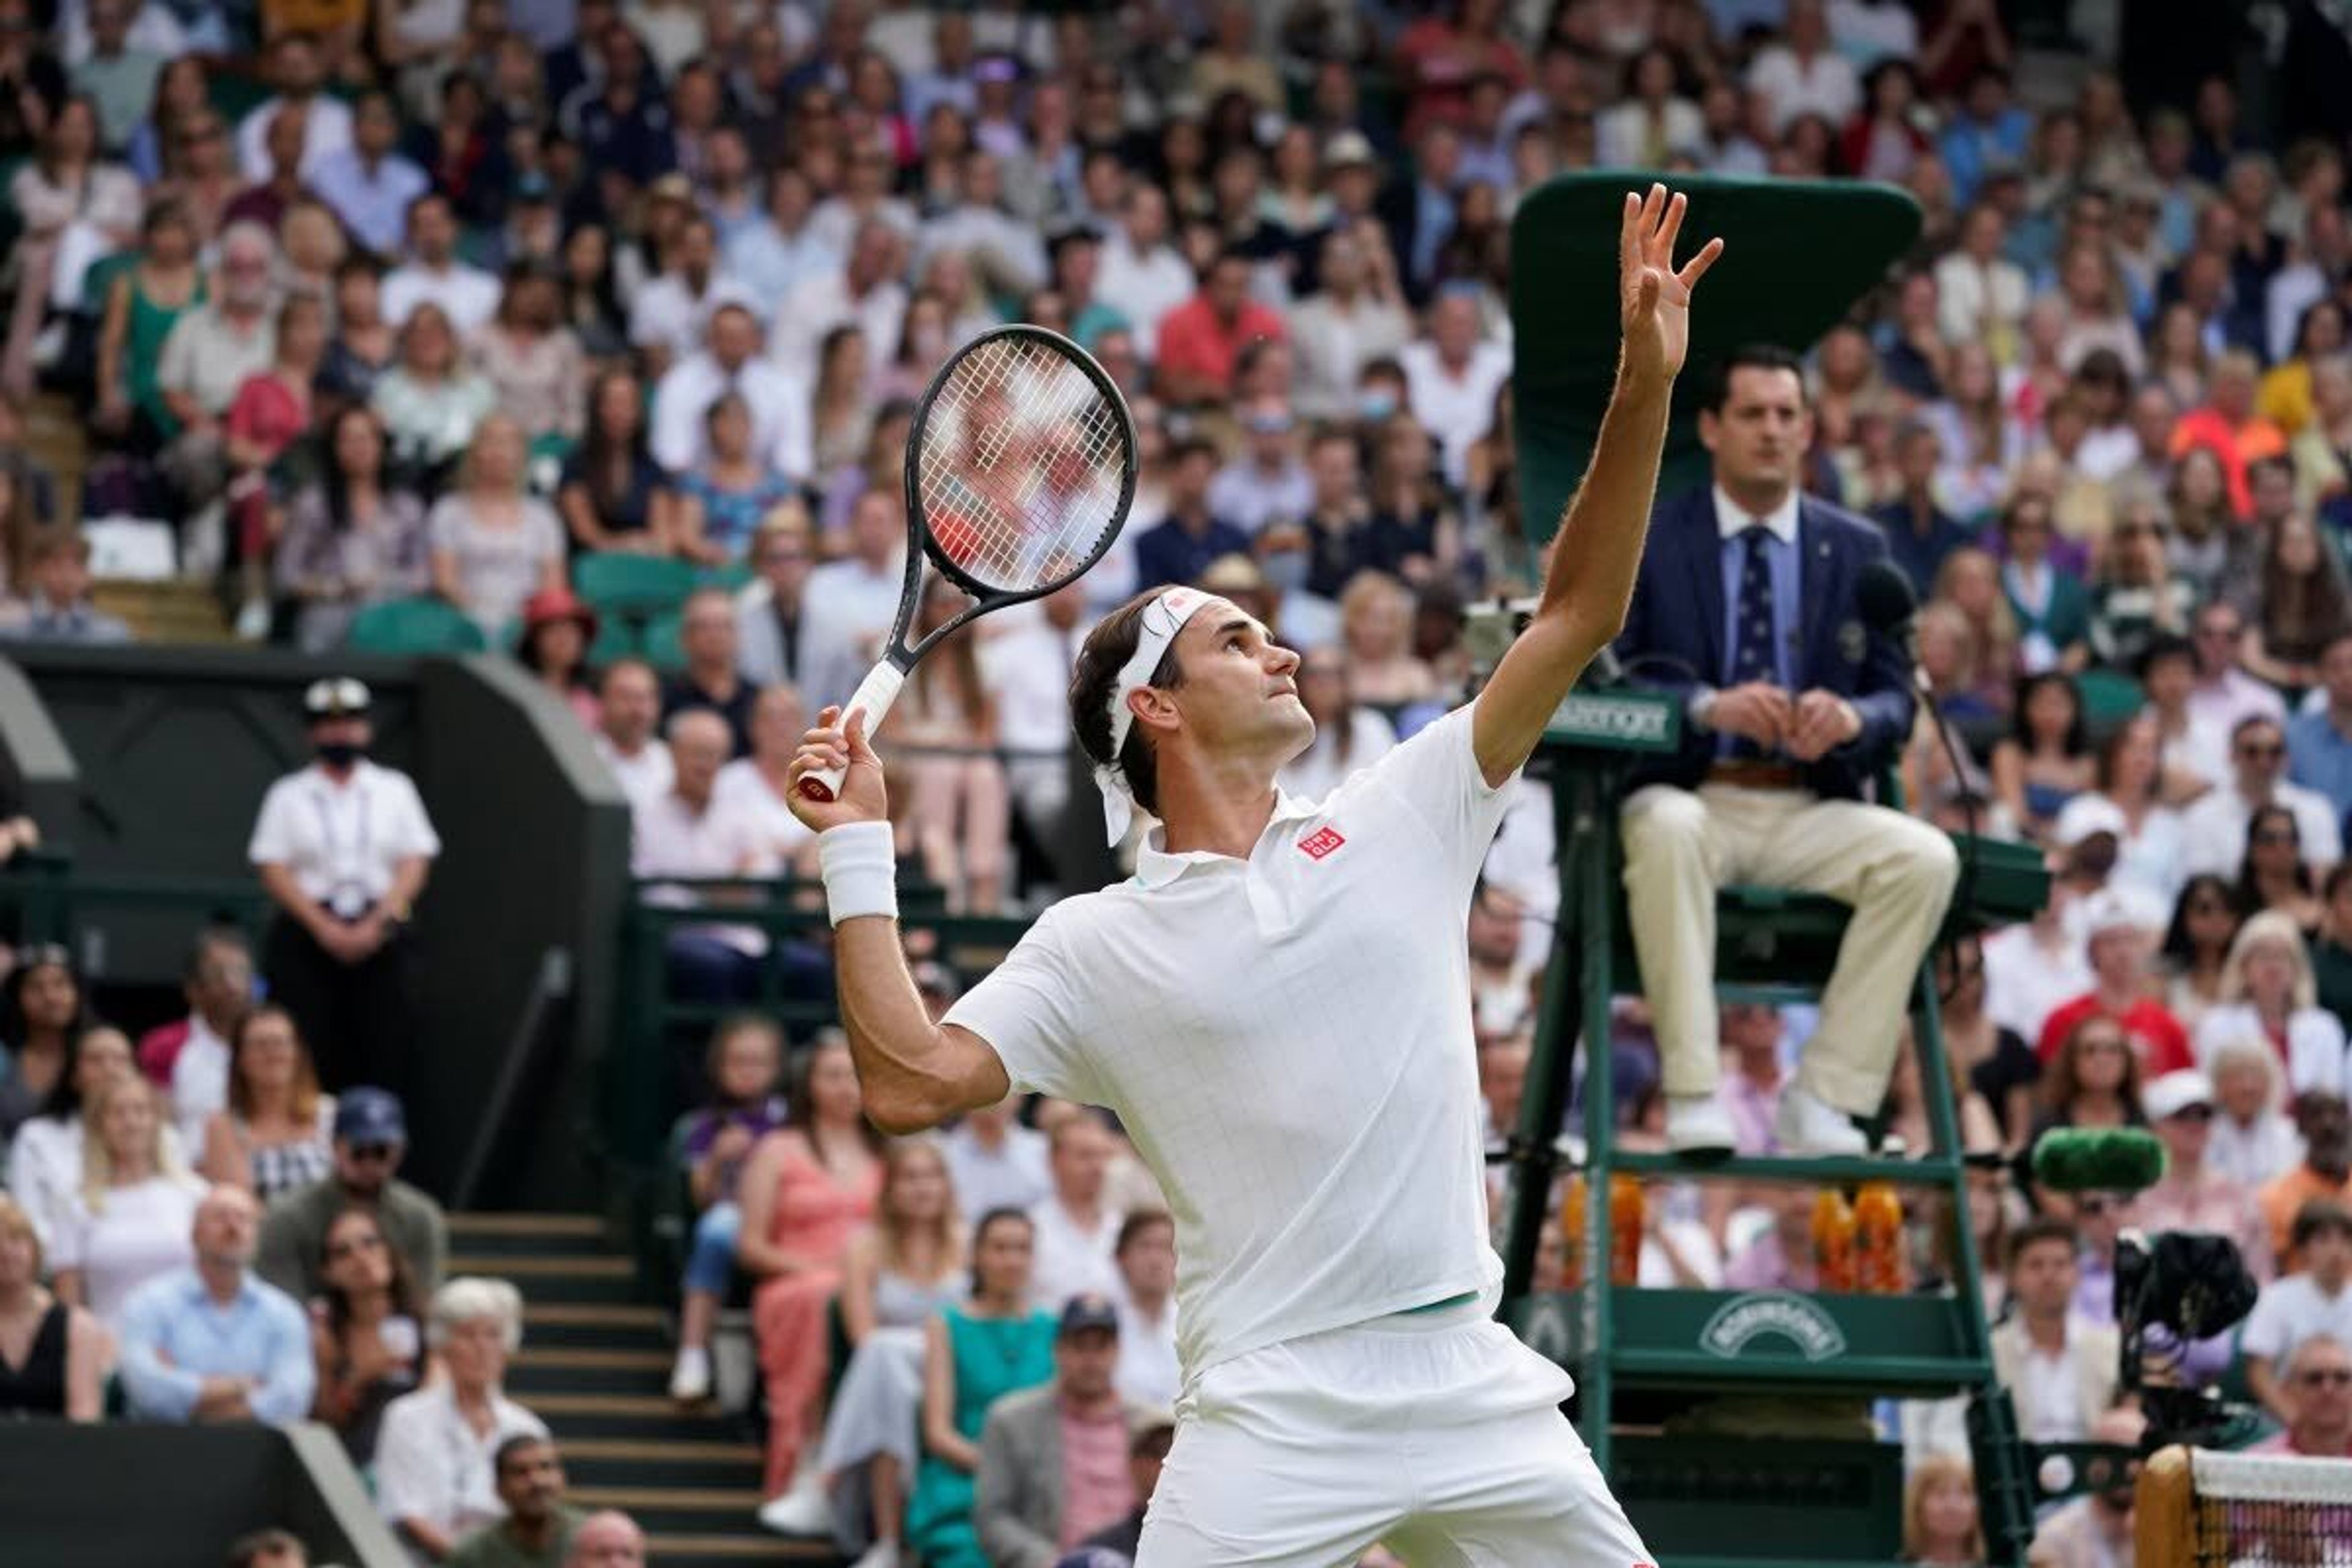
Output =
[{"x1": 798, "y1": 662, "x2": 907, "y2": 803}]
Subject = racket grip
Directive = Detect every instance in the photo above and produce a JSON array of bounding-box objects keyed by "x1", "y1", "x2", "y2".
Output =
[{"x1": 799, "y1": 662, "x2": 907, "y2": 803}]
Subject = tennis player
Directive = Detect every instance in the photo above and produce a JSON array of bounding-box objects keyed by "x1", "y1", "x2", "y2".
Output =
[{"x1": 787, "y1": 184, "x2": 1719, "y2": 1564}]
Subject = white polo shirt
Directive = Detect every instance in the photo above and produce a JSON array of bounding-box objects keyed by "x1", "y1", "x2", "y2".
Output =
[
  {"x1": 247, "y1": 761, "x2": 442, "y2": 919},
  {"x1": 946, "y1": 703, "x2": 1513, "y2": 1383}
]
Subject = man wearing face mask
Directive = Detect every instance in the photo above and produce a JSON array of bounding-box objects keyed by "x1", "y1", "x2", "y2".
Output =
[{"x1": 248, "y1": 679, "x2": 441, "y2": 1093}]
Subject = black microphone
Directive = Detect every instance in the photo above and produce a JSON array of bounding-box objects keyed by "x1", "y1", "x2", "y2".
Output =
[{"x1": 1855, "y1": 560, "x2": 1921, "y2": 680}]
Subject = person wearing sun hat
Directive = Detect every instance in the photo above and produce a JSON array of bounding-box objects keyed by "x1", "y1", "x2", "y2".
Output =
[
  {"x1": 248, "y1": 678, "x2": 441, "y2": 1091},
  {"x1": 516, "y1": 587, "x2": 603, "y2": 727},
  {"x1": 2138, "y1": 1068, "x2": 2276, "y2": 1280}
]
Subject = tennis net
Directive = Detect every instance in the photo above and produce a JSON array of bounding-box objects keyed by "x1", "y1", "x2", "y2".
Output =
[{"x1": 2139, "y1": 1445, "x2": 2352, "y2": 1567}]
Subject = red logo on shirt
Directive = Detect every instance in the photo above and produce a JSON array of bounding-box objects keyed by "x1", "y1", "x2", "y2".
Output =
[{"x1": 1298, "y1": 825, "x2": 1346, "y2": 861}]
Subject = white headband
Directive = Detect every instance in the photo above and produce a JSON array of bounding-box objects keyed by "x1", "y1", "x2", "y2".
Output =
[{"x1": 1095, "y1": 587, "x2": 1210, "y2": 846}]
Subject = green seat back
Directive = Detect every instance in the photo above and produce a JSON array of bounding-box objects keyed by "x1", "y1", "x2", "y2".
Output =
[
  {"x1": 641, "y1": 610, "x2": 686, "y2": 673},
  {"x1": 573, "y1": 552, "x2": 697, "y2": 618},
  {"x1": 2076, "y1": 668, "x2": 2144, "y2": 729},
  {"x1": 345, "y1": 596, "x2": 489, "y2": 655},
  {"x1": 1512, "y1": 175, "x2": 1923, "y2": 543}
]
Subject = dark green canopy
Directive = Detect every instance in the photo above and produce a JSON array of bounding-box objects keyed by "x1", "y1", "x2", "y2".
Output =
[{"x1": 1510, "y1": 174, "x2": 1923, "y2": 543}]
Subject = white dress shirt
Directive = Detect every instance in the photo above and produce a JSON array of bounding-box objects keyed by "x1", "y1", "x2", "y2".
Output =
[
  {"x1": 1111, "y1": 1281, "x2": 1181, "y2": 1410},
  {"x1": 1744, "y1": 44, "x2": 1860, "y2": 132},
  {"x1": 594, "y1": 733, "x2": 674, "y2": 810},
  {"x1": 168, "y1": 1011, "x2": 233, "y2": 1152},
  {"x1": 980, "y1": 613, "x2": 1091, "y2": 824},
  {"x1": 236, "y1": 93, "x2": 353, "y2": 182},
  {"x1": 1932, "y1": 251, "x2": 2030, "y2": 350},
  {"x1": 247, "y1": 761, "x2": 442, "y2": 918},
  {"x1": 712, "y1": 759, "x2": 813, "y2": 872},
  {"x1": 648, "y1": 352, "x2": 812, "y2": 481},
  {"x1": 630, "y1": 786, "x2": 772, "y2": 957},
  {"x1": 1095, "y1": 232, "x2": 1196, "y2": 361},
  {"x1": 1024, "y1": 1194, "x2": 1123, "y2": 1312},
  {"x1": 941, "y1": 1120, "x2": 1052, "y2": 1217},
  {"x1": 1287, "y1": 293, "x2": 1412, "y2": 419},
  {"x1": 2178, "y1": 782, "x2": 2342, "y2": 878},
  {"x1": 799, "y1": 556, "x2": 907, "y2": 711},
  {"x1": 1207, "y1": 458, "x2": 1314, "y2": 538},
  {"x1": 373, "y1": 1383, "x2": 549, "y2": 1542},
  {"x1": 2188, "y1": 670, "x2": 2289, "y2": 751},
  {"x1": 769, "y1": 270, "x2": 911, "y2": 386},
  {"x1": 1400, "y1": 339, "x2": 1512, "y2": 489},
  {"x1": 627, "y1": 270, "x2": 759, "y2": 363},
  {"x1": 380, "y1": 260, "x2": 502, "y2": 334},
  {"x1": 1981, "y1": 920, "x2": 2094, "y2": 1045}
]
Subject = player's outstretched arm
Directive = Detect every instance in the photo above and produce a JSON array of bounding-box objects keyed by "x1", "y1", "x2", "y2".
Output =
[
  {"x1": 1471, "y1": 183, "x2": 1724, "y2": 787},
  {"x1": 789, "y1": 705, "x2": 1013, "y2": 1134}
]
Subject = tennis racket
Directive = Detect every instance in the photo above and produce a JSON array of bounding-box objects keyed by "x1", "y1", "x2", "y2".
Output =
[{"x1": 796, "y1": 324, "x2": 1139, "y2": 802}]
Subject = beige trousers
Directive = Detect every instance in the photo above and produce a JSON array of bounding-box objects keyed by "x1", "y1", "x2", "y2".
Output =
[{"x1": 1621, "y1": 782, "x2": 1959, "y2": 1115}]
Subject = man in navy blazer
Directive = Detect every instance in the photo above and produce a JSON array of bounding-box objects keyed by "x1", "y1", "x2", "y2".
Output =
[{"x1": 1613, "y1": 345, "x2": 1958, "y2": 1157}]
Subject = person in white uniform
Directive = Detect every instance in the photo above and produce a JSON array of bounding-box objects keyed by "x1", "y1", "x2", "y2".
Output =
[
  {"x1": 248, "y1": 678, "x2": 441, "y2": 1094},
  {"x1": 780, "y1": 186, "x2": 1719, "y2": 1565}
]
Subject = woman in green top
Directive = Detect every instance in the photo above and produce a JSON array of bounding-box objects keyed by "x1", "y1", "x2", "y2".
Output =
[
  {"x1": 94, "y1": 199, "x2": 204, "y2": 445},
  {"x1": 1996, "y1": 494, "x2": 2091, "y2": 674},
  {"x1": 906, "y1": 1207, "x2": 1057, "y2": 1567},
  {"x1": 2312, "y1": 864, "x2": 2352, "y2": 1029}
]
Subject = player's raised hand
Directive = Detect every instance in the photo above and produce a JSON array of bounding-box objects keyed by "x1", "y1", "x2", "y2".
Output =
[
  {"x1": 1619, "y1": 183, "x2": 1725, "y2": 386},
  {"x1": 787, "y1": 705, "x2": 889, "y2": 832}
]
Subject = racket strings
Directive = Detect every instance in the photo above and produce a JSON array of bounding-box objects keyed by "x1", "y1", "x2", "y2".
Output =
[{"x1": 918, "y1": 335, "x2": 1130, "y2": 592}]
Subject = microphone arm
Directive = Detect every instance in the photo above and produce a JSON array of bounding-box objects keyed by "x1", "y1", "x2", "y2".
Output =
[{"x1": 1856, "y1": 562, "x2": 1983, "y2": 987}]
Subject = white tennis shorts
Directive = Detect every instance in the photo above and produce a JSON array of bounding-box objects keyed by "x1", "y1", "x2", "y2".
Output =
[{"x1": 1136, "y1": 1302, "x2": 1654, "y2": 1567}]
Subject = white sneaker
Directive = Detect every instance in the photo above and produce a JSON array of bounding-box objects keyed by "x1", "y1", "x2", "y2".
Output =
[
  {"x1": 667, "y1": 1346, "x2": 711, "y2": 1402},
  {"x1": 756, "y1": 1470, "x2": 832, "y2": 1537},
  {"x1": 850, "y1": 1542, "x2": 900, "y2": 1568},
  {"x1": 1774, "y1": 1084, "x2": 1869, "y2": 1156},
  {"x1": 1664, "y1": 1095, "x2": 1736, "y2": 1156}
]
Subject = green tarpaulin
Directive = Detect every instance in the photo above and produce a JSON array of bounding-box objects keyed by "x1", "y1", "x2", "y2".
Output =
[{"x1": 1511, "y1": 174, "x2": 1923, "y2": 542}]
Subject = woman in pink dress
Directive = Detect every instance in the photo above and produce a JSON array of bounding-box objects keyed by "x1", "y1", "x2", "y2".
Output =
[{"x1": 739, "y1": 1031, "x2": 884, "y2": 1504}]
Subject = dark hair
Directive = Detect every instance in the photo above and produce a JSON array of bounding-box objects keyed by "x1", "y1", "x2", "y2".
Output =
[
  {"x1": 2135, "y1": 631, "x2": 2195, "y2": 682},
  {"x1": 320, "y1": 405, "x2": 389, "y2": 532},
  {"x1": 227, "y1": 1003, "x2": 323, "y2": 1123},
  {"x1": 703, "y1": 1014, "x2": 783, "y2": 1110},
  {"x1": 2004, "y1": 1216, "x2": 2077, "y2": 1272},
  {"x1": 184, "y1": 925, "x2": 252, "y2": 984},
  {"x1": 1115, "y1": 1207, "x2": 1174, "y2": 1256},
  {"x1": 1069, "y1": 590, "x2": 1189, "y2": 818},
  {"x1": 2237, "y1": 802, "x2": 2312, "y2": 907},
  {"x1": 785, "y1": 1032, "x2": 885, "y2": 1155},
  {"x1": 2010, "y1": 671, "x2": 2088, "y2": 756},
  {"x1": 1702, "y1": 344, "x2": 1806, "y2": 414},
  {"x1": 971, "y1": 1205, "x2": 1035, "y2": 1248},
  {"x1": 0, "y1": 945, "x2": 88, "y2": 1057},
  {"x1": 493, "y1": 1431, "x2": 556, "y2": 1477},
  {"x1": 575, "y1": 369, "x2": 653, "y2": 521},
  {"x1": 319, "y1": 1202, "x2": 423, "y2": 1339},
  {"x1": 227, "y1": 1529, "x2": 306, "y2": 1568},
  {"x1": 34, "y1": 1022, "x2": 124, "y2": 1121},
  {"x1": 2293, "y1": 1197, "x2": 2352, "y2": 1251},
  {"x1": 2161, "y1": 873, "x2": 2242, "y2": 964},
  {"x1": 2040, "y1": 1011, "x2": 2146, "y2": 1119}
]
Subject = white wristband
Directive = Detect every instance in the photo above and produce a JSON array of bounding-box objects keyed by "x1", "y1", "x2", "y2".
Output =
[{"x1": 819, "y1": 821, "x2": 899, "y2": 926}]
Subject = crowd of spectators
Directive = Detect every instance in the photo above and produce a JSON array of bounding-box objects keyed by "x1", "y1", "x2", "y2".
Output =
[{"x1": 1, "y1": 0, "x2": 2351, "y2": 1563}]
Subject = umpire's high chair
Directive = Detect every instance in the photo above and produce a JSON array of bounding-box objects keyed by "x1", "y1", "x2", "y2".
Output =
[{"x1": 1497, "y1": 690, "x2": 2051, "y2": 1568}]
